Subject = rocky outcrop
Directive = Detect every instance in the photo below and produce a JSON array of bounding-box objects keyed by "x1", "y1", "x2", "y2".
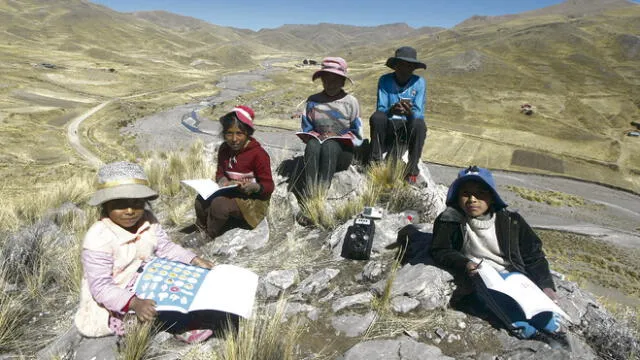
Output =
[{"x1": 10, "y1": 165, "x2": 640, "y2": 360}]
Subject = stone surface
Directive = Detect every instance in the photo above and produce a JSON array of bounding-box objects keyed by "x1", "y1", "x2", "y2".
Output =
[
  {"x1": 371, "y1": 264, "x2": 454, "y2": 310},
  {"x1": 72, "y1": 335, "x2": 118, "y2": 360},
  {"x1": 362, "y1": 260, "x2": 384, "y2": 282},
  {"x1": 331, "y1": 311, "x2": 377, "y2": 337},
  {"x1": 295, "y1": 268, "x2": 340, "y2": 296},
  {"x1": 332, "y1": 292, "x2": 374, "y2": 313},
  {"x1": 342, "y1": 336, "x2": 454, "y2": 360},
  {"x1": 203, "y1": 218, "x2": 269, "y2": 257},
  {"x1": 257, "y1": 269, "x2": 299, "y2": 300},
  {"x1": 391, "y1": 296, "x2": 421, "y2": 314},
  {"x1": 266, "y1": 302, "x2": 319, "y2": 322}
]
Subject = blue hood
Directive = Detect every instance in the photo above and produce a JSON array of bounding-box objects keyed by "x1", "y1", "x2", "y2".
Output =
[{"x1": 445, "y1": 166, "x2": 507, "y2": 211}]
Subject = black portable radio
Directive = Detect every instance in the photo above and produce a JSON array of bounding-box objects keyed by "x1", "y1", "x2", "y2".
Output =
[{"x1": 341, "y1": 217, "x2": 375, "y2": 260}]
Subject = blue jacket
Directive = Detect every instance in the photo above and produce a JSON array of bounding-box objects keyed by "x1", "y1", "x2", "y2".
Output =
[{"x1": 376, "y1": 73, "x2": 426, "y2": 121}]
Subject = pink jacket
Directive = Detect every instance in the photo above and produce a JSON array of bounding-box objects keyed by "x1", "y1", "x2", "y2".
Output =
[{"x1": 74, "y1": 211, "x2": 195, "y2": 337}]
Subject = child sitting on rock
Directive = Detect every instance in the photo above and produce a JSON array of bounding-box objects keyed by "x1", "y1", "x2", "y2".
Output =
[
  {"x1": 300, "y1": 57, "x2": 363, "y2": 192},
  {"x1": 430, "y1": 166, "x2": 570, "y2": 350},
  {"x1": 194, "y1": 105, "x2": 274, "y2": 242},
  {"x1": 74, "y1": 161, "x2": 219, "y2": 356}
]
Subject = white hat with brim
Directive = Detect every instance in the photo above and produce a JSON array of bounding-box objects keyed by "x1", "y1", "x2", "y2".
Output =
[
  {"x1": 88, "y1": 161, "x2": 159, "y2": 206},
  {"x1": 88, "y1": 182, "x2": 158, "y2": 206}
]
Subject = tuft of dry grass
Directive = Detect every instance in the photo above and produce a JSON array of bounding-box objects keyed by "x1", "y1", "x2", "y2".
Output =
[
  {"x1": 540, "y1": 230, "x2": 640, "y2": 299},
  {"x1": 142, "y1": 140, "x2": 216, "y2": 227},
  {"x1": 1, "y1": 173, "x2": 94, "y2": 231},
  {"x1": 118, "y1": 317, "x2": 158, "y2": 360},
  {"x1": 0, "y1": 265, "x2": 30, "y2": 353},
  {"x1": 371, "y1": 249, "x2": 405, "y2": 315},
  {"x1": 216, "y1": 300, "x2": 305, "y2": 360},
  {"x1": 299, "y1": 184, "x2": 336, "y2": 230},
  {"x1": 299, "y1": 159, "x2": 431, "y2": 229},
  {"x1": 143, "y1": 140, "x2": 215, "y2": 198},
  {"x1": 506, "y1": 185, "x2": 588, "y2": 207}
]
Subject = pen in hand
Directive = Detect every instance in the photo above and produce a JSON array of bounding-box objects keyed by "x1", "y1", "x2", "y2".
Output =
[{"x1": 466, "y1": 258, "x2": 484, "y2": 276}]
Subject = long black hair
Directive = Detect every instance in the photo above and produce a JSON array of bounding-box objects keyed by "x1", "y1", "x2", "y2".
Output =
[{"x1": 219, "y1": 113, "x2": 255, "y2": 137}]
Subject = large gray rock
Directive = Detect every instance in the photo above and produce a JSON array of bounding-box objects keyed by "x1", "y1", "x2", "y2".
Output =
[
  {"x1": 494, "y1": 329, "x2": 595, "y2": 360},
  {"x1": 371, "y1": 264, "x2": 454, "y2": 311},
  {"x1": 203, "y1": 218, "x2": 269, "y2": 257},
  {"x1": 266, "y1": 302, "x2": 320, "y2": 322},
  {"x1": 328, "y1": 166, "x2": 367, "y2": 199},
  {"x1": 332, "y1": 292, "x2": 374, "y2": 313},
  {"x1": 331, "y1": 311, "x2": 377, "y2": 337},
  {"x1": 342, "y1": 336, "x2": 454, "y2": 360},
  {"x1": 72, "y1": 335, "x2": 118, "y2": 360},
  {"x1": 416, "y1": 163, "x2": 448, "y2": 222},
  {"x1": 257, "y1": 269, "x2": 299, "y2": 300},
  {"x1": 295, "y1": 268, "x2": 340, "y2": 296},
  {"x1": 2, "y1": 219, "x2": 74, "y2": 282},
  {"x1": 362, "y1": 260, "x2": 385, "y2": 282},
  {"x1": 36, "y1": 326, "x2": 82, "y2": 360},
  {"x1": 391, "y1": 296, "x2": 421, "y2": 314}
]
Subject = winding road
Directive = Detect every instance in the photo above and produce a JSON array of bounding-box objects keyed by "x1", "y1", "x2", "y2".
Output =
[{"x1": 66, "y1": 100, "x2": 112, "y2": 168}]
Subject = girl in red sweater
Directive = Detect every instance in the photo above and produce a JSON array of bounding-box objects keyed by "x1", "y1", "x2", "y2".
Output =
[{"x1": 194, "y1": 106, "x2": 274, "y2": 241}]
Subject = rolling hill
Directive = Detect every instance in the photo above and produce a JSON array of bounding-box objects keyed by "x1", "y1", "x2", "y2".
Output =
[{"x1": 343, "y1": 0, "x2": 640, "y2": 191}]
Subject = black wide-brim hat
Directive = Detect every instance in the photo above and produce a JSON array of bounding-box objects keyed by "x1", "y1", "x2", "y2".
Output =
[{"x1": 385, "y1": 46, "x2": 427, "y2": 70}]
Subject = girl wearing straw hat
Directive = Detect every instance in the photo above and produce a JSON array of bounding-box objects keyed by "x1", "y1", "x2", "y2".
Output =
[{"x1": 74, "y1": 161, "x2": 218, "y2": 348}]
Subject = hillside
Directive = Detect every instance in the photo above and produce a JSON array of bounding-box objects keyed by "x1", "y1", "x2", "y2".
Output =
[
  {"x1": 0, "y1": 0, "x2": 269, "y2": 198},
  {"x1": 1, "y1": 0, "x2": 640, "y2": 198},
  {"x1": 251, "y1": 23, "x2": 443, "y2": 52},
  {"x1": 455, "y1": 0, "x2": 637, "y2": 28},
  {"x1": 335, "y1": 1, "x2": 640, "y2": 192}
]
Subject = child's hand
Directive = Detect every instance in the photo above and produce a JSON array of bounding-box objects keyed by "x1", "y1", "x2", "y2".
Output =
[
  {"x1": 191, "y1": 256, "x2": 215, "y2": 269},
  {"x1": 217, "y1": 177, "x2": 231, "y2": 186},
  {"x1": 239, "y1": 182, "x2": 261, "y2": 195},
  {"x1": 130, "y1": 296, "x2": 157, "y2": 322},
  {"x1": 399, "y1": 101, "x2": 413, "y2": 116},
  {"x1": 318, "y1": 131, "x2": 337, "y2": 140},
  {"x1": 390, "y1": 102, "x2": 405, "y2": 115},
  {"x1": 465, "y1": 260, "x2": 480, "y2": 276}
]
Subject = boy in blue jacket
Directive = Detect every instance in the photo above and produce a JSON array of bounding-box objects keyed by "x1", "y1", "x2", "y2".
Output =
[{"x1": 369, "y1": 46, "x2": 427, "y2": 184}]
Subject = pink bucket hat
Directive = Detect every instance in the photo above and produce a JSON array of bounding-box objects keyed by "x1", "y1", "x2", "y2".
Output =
[
  {"x1": 228, "y1": 105, "x2": 255, "y2": 129},
  {"x1": 312, "y1": 57, "x2": 353, "y2": 84}
]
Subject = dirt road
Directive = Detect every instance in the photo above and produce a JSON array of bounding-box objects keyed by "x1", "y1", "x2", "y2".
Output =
[{"x1": 67, "y1": 100, "x2": 111, "y2": 168}]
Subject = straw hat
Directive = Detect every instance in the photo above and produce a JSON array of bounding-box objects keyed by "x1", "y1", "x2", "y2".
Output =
[{"x1": 88, "y1": 161, "x2": 158, "y2": 206}]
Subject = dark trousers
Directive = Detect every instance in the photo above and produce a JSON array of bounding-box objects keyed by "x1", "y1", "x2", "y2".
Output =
[
  {"x1": 470, "y1": 272, "x2": 558, "y2": 339},
  {"x1": 369, "y1": 111, "x2": 427, "y2": 176},
  {"x1": 304, "y1": 138, "x2": 353, "y2": 190},
  {"x1": 194, "y1": 195, "x2": 250, "y2": 240},
  {"x1": 158, "y1": 310, "x2": 239, "y2": 336}
]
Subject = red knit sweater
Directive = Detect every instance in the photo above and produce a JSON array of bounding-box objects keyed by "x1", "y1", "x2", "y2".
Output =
[{"x1": 215, "y1": 138, "x2": 274, "y2": 200}]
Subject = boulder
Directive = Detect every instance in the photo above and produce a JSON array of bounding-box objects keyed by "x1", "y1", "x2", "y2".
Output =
[
  {"x1": 202, "y1": 218, "x2": 269, "y2": 257},
  {"x1": 371, "y1": 264, "x2": 454, "y2": 311},
  {"x1": 342, "y1": 336, "x2": 454, "y2": 360}
]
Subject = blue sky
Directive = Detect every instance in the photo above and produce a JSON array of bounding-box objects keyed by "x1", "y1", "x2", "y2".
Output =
[{"x1": 90, "y1": 0, "x2": 640, "y2": 31}]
